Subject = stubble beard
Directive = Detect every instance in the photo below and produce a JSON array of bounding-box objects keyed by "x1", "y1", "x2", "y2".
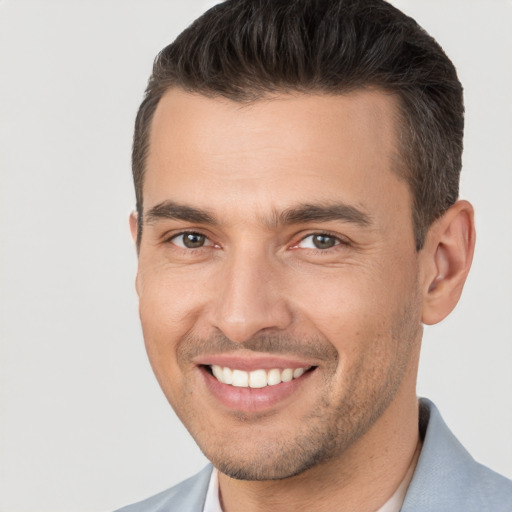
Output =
[{"x1": 172, "y1": 295, "x2": 421, "y2": 482}]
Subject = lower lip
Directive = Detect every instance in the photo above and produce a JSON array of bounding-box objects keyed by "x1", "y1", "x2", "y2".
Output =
[{"x1": 199, "y1": 366, "x2": 315, "y2": 413}]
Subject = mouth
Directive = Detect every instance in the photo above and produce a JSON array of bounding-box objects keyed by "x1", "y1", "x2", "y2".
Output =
[
  {"x1": 197, "y1": 359, "x2": 318, "y2": 413},
  {"x1": 206, "y1": 364, "x2": 313, "y2": 388}
]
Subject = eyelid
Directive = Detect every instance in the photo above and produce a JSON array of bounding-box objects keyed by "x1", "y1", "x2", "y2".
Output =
[
  {"x1": 166, "y1": 230, "x2": 217, "y2": 248},
  {"x1": 162, "y1": 229, "x2": 349, "y2": 250},
  {"x1": 291, "y1": 231, "x2": 349, "y2": 250}
]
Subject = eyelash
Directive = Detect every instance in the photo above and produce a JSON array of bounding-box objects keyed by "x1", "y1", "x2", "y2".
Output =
[
  {"x1": 165, "y1": 230, "x2": 349, "y2": 252},
  {"x1": 166, "y1": 231, "x2": 216, "y2": 250},
  {"x1": 293, "y1": 232, "x2": 349, "y2": 251}
]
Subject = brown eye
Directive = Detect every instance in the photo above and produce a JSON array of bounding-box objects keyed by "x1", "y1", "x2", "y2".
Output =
[
  {"x1": 297, "y1": 234, "x2": 340, "y2": 250},
  {"x1": 312, "y1": 234, "x2": 337, "y2": 249},
  {"x1": 172, "y1": 232, "x2": 209, "y2": 249}
]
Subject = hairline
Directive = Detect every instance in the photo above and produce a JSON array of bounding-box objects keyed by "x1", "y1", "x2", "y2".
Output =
[{"x1": 134, "y1": 84, "x2": 418, "y2": 250}]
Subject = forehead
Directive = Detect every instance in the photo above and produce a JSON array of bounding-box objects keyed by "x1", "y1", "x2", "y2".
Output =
[{"x1": 144, "y1": 88, "x2": 409, "y2": 223}]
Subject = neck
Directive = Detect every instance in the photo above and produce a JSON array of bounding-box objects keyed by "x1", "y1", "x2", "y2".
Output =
[{"x1": 218, "y1": 381, "x2": 420, "y2": 512}]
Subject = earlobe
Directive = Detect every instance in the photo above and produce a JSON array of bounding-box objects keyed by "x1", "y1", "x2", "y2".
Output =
[{"x1": 421, "y1": 200, "x2": 476, "y2": 325}]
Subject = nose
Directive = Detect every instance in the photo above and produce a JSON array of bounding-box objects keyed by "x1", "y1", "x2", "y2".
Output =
[{"x1": 207, "y1": 247, "x2": 293, "y2": 343}]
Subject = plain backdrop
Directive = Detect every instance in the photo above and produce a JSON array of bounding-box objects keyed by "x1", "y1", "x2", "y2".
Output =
[{"x1": 0, "y1": 1, "x2": 511, "y2": 511}]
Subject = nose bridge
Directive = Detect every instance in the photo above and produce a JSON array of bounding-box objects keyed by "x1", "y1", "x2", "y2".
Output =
[{"x1": 211, "y1": 244, "x2": 292, "y2": 343}]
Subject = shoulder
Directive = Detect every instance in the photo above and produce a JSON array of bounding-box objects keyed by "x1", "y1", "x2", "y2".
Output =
[
  {"x1": 113, "y1": 465, "x2": 213, "y2": 512},
  {"x1": 466, "y1": 461, "x2": 512, "y2": 510},
  {"x1": 402, "y1": 399, "x2": 512, "y2": 512}
]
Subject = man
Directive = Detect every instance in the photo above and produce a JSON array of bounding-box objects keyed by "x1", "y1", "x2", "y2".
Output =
[{"x1": 117, "y1": 0, "x2": 512, "y2": 510}]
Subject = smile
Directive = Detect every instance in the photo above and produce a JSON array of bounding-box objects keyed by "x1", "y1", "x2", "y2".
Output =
[
  {"x1": 210, "y1": 365, "x2": 310, "y2": 388},
  {"x1": 198, "y1": 360, "x2": 318, "y2": 412}
]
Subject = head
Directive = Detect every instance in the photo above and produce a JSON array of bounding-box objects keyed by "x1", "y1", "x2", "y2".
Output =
[
  {"x1": 130, "y1": 0, "x2": 474, "y2": 482},
  {"x1": 133, "y1": 0, "x2": 464, "y2": 251}
]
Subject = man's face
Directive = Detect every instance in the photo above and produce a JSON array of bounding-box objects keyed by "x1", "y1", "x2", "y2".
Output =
[{"x1": 135, "y1": 89, "x2": 424, "y2": 480}]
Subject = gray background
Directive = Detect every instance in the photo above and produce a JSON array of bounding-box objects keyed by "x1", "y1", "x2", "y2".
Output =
[{"x1": 0, "y1": 1, "x2": 511, "y2": 511}]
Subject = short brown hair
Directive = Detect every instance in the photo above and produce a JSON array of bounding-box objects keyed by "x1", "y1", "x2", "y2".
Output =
[{"x1": 132, "y1": 0, "x2": 464, "y2": 250}]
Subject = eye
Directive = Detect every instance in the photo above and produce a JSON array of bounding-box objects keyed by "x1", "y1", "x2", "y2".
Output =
[
  {"x1": 170, "y1": 232, "x2": 213, "y2": 249},
  {"x1": 296, "y1": 233, "x2": 342, "y2": 250}
]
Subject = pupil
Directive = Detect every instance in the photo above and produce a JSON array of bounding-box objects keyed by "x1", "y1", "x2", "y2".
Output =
[
  {"x1": 184, "y1": 233, "x2": 205, "y2": 248},
  {"x1": 313, "y1": 234, "x2": 335, "y2": 249}
]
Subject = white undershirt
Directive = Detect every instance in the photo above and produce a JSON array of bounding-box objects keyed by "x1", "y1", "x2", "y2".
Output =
[
  {"x1": 203, "y1": 469, "x2": 222, "y2": 512},
  {"x1": 203, "y1": 446, "x2": 419, "y2": 512}
]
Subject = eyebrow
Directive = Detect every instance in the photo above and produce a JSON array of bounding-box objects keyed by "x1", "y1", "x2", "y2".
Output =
[
  {"x1": 145, "y1": 200, "x2": 217, "y2": 225},
  {"x1": 275, "y1": 203, "x2": 372, "y2": 228},
  {"x1": 144, "y1": 200, "x2": 372, "y2": 228}
]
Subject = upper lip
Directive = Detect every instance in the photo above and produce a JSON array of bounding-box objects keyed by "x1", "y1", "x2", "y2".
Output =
[{"x1": 193, "y1": 354, "x2": 316, "y2": 371}]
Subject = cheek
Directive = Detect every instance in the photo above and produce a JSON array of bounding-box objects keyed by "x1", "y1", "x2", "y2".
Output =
[
  {"x1": 289, "y1": 260, "x2": 418, "y2": 364},
  {"x1": 137, "y1": 260, "x2": 209, "y2": 334},
  {"x1": 289, "y1": 265, "x2": 390, "y2": 334},
  {"x1": 136, "y1": 267, "x2": 208, "y2": 389}
]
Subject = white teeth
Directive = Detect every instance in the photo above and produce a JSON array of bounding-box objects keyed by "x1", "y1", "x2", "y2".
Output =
[
  {"x1": 211, "y1": 365, "x2": 223, "y2": 381},
  {"x1": 267, "y1": 368, "x2": 282, "y2": 386},
  {"x1": 249, "y1": 369, "x2": 267, "y2": 388},
  {"x1": 281, "y1": 368, "x2": 293, "y2": 382},
  {"x1": 232, "y1": 369, "x2": 249, "y2": 387},
  {"x1": 210, "y1": 365, "x2": 309, "y2": 388},
  {"x1": 223, "y1": 367, "x2": 233, "y2": 384},
  {"x1": 293, "y1": 368, "x2": 305, "y2": 378}
]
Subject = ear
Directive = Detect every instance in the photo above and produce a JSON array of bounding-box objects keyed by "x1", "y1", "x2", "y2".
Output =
[
  {"x1": 129, "y1": 212, "x2": 141, "y2": 297},
  {"x1": 420, "y1": 200, "x2": 476, "y2": 325},
  {"x1": 129, "y1": 211, "x2": 138, "y2": 244}
]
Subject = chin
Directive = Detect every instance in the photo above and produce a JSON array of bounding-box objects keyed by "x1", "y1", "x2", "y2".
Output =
[{"x1": 197, "y1": 424, "x2": 347, "y2": 481}]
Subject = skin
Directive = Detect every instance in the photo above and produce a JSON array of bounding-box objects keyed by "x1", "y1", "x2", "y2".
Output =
[{"x1": 131, "y1": 89, "x2": 475, "y2": 512}]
